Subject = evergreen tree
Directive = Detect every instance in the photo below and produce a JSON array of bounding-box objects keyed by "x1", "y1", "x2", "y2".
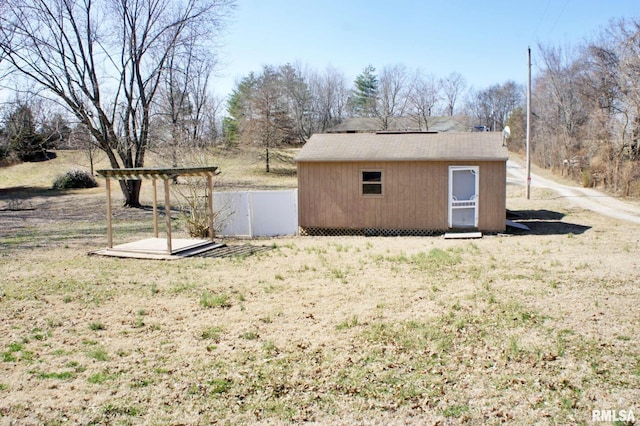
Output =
[
  {"x1": 224, "y1": 73, "x2": 257, "y2": 146},
  {"x1": 6, "y1": 104, "x2": 48, "y2": 162},
  {"x1": 351, "y1": 65, "x2": 379, "y2": 117}
]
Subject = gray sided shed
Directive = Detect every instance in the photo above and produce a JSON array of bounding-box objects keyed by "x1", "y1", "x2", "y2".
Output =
[{"x1": 295, "y1": 132, "x2": 509, "y2": 235}]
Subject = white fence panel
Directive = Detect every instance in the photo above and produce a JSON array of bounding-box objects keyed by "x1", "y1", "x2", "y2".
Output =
[
  {"x1": 213, "y1": 192, "x2": 252, "y2": 237},
  {"x1": 213, "y1": 190, "x2": 298, "y2": 237},
  {"x1": 250, "y1": 190, "x2": 298, "y2": 237}
]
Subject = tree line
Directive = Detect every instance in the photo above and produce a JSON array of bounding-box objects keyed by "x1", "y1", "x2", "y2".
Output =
[
  {"x1": 223, "y1": 63, "x2": 524, "y2": 147},
  {"x1": 0, "y1": 0, "x2": 523, "y2": 206},
  {"x1": 2, "y1": 1, "x2": 639, "y2": 204},
  {"x1": 531, "y1": 18, "x2": 640, "y2": 195},
  {"x1": 1, "y1": 60, "x2": 524, "y2": 174},
  {"x1": 223, "y1": 18, "x2": 640, "y2": 195}
]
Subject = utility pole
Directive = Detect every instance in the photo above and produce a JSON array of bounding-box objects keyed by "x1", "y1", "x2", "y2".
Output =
[{"x1": 526, "y1": 47, "x2": 532, "y2": 199}]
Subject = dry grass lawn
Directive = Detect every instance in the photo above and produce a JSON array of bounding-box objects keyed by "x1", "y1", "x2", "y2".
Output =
[{"x1": 0, "y1": 150, "x2": 639, "y2": 425}]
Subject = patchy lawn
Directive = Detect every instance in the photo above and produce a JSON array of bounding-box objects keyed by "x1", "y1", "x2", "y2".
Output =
[{"x1": 0, "y1": 151, "x2": 638, "y2": 424}]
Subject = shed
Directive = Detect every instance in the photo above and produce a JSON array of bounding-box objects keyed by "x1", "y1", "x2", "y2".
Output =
[{"x1": 295, "y1": 132, "x2": 508, "y2": 235}]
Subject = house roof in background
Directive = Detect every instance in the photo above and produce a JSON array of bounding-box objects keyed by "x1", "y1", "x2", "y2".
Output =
[
  {"x1": 295, "y1": 132, "x2": 509, "y2": 162},
  {"x1": 326, "y1": 116, "x2": 472, "y2": 133}
]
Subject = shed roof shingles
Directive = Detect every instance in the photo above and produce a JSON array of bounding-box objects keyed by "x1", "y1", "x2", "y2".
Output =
[{"x1": 295, "y1": 132, "x2": 509, "y2": 162}]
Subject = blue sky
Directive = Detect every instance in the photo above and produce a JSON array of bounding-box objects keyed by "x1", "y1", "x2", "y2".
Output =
[{"x1": 213, "y1": 0, "x2": 640, "y2": 97}]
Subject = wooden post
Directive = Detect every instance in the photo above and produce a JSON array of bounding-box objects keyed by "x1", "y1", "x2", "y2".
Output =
[
  {"x1": 152, "y1": 178, "x2": 158, "y2": 238},
  {"x1": 105, "y1": 177, "x2": 113, "y2": 248},
  {"x1": 526, "y1": 46, "x2": 532, "y2": 200},
  {"x1": 207, "y1": 175, "x2": 214, "y2": 240},
  {"x1": 163, "y1": 178, "x2": 172, "y2": 254}
]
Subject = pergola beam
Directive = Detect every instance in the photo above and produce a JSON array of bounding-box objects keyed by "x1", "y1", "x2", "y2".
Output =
[{"x1": 96, "y1": 166, "x2": 219, "y2": 180}]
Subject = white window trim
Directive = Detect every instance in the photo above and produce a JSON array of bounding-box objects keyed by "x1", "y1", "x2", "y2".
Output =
[{"x1": 360, "y1": 169, "x2": 384, "y2": 197}]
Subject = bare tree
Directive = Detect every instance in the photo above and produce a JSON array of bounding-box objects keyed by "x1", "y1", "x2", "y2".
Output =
[
  {"x1": 68, "y1": 123, "x2": 99, "y2": 175},
  {"x1": 154, "y1": 35, "x2": 219, "y2": 168},
  {"x1": 533, "y1": 29, "x2": 640, "y2": 191},
  {"x1": 441, "y1": 72, "x2": 466, "y2": 116},
  {"x1": 407, "y1": 71, "x2": 441, "y2": 130},
  {"x1": 0, "y1": 0, "x2": 234, "y2": 207},
  {"x1": 607, "y1": 20, "x2": 640, "y2": 162},
  {"x1": 307, "y1": 65, "x2": 349, "y2": 132},
  {"x1": 239, "y1": 66, "x2": 295, "y2": 172},
  {"x1": 199, "y1": 93, "x2": 224, "y2": 145},
  {"x1": 226, "y1": 64, "x2": 312, "y2": 169},
  {"x1": 376, "y1": 64, "x2": 410, "y2": 130},
  {"x1": 578, "y1": 19, "x2": 640, "y2": 191},
  {"x1": 466, "y1": 81, "x2": 524, "y2": 132},
  {"x1": 280, "y1": 63, "x2": 312, "y2": 144},
  {"x1": 534, "y1": 44, "x2": 589, "y2": 170}
]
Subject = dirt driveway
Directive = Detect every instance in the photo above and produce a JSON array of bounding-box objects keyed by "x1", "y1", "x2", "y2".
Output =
[{"x1": 507, "y1": 159, "x2": 640, "y2": 224}]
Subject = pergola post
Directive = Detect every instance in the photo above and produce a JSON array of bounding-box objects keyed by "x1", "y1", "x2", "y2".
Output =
[
  {"x1": 207, "y1": 175, "x2": 214, "y2": 240},
  {"x1": 163, "y1": 177, "x2": 172, "y2": 254},
  {"x1": 152, "y1": 178, "x2": 159, "y2": 238},
  {"x1": 105, "y1": 177, "x2": 113, "y2": 248}
]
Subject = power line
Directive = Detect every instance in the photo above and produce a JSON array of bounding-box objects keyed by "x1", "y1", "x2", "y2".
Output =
[
  {"x1": 531, "y1": 0, "x2": 570, "y2": 42},
  {"x1": 548, "y1": 0, "x2": 570, "y2": 36},
  {"x1": 531, "y1": 0, "x2": 552, "y2": 41}
]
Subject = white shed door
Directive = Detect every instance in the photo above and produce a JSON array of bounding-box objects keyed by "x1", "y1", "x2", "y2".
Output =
[{"x1": 448, "y1": 166, "x2": 479, "y2": 228}]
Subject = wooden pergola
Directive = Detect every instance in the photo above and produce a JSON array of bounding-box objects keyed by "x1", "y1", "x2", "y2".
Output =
[{"x1": 95, "y1": 166, "x2": 219, "y2": 257}]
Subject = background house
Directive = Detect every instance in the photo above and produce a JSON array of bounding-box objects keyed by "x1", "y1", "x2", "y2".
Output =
[
  {"x1": 326, "y1": 116, "x2": 472, "y2": 133},
  {"x1": 295, "y1": 132, "x2": 508, "y2": 235}
]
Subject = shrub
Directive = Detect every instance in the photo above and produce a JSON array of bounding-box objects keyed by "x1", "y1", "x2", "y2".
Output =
[
  {"x1": 52, "y1": 169, "x2": 98, "y2": 190},
  {"x1": 581, "y1": 170, "x2": 592, "y2": 188},
  {"x1": 0, "y1": 144, "x2": 19, "y2": 166},
  {"x1": 172, "y1": 179, "x2": 216, "y2": 238},
  {"x1": 0, "y1": 144, "x2": 9, "y2": 161}
]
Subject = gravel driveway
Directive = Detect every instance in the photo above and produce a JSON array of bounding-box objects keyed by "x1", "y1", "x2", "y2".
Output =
[{"x1": 507, "y1": 159, "x2": 640, "y2": 225}]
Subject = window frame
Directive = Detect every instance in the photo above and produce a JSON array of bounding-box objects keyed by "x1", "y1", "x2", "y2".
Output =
[{"x1": 360, "y1": 169, "x2": 384, "y2": 197}]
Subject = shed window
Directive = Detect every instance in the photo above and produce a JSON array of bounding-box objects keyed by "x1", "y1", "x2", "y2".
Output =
[{"x1": 361, "y1": 170, "x2": 383, "y2": 195}]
